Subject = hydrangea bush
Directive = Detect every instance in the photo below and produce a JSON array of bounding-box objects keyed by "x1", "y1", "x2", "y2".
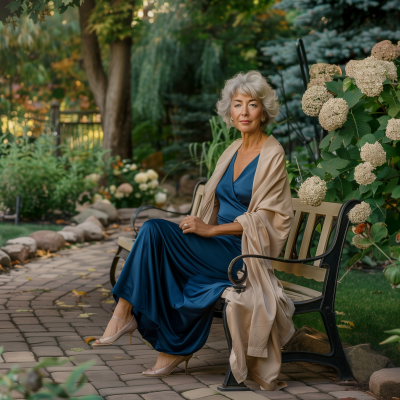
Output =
[
  {"x1": 96, "y1": 158, "x2": 167, "y2": 208},
  {"x1": 297, "y1": 40, "x2": 400, "y2": 288}
]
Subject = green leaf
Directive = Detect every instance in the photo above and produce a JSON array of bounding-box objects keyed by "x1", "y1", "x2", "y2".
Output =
[
  {"x1": 320, "y1": 131, "x2": 335, "y2": 149},
  {"x1": 329, "y1": 134, "x2": 344, "y2": 151},
  {"x1": 347, "y1": 252, "x2": 363, "y2": 267},
  {"x1": 371, "y1": 181, "x2": 383, "y2": 195},
  {"x1": 384, "y1": 264, "x2": 400, "y2": 286},
  {"x1": 326, "y1": 80, "x2": 343, "y2": 94},
  {"x1": 385, "y1": 329, "x2": 400, "y2": 335},
  {"x1": 64, "y1": 361, "x2": 94, "y2": 394},
  {"x1": 378, "y1": 115, "x2": 390, "y2": 128},
  {"x1": 342, "y1": 77, "x2": 353, "y2": 92},
  {"x1": 310, "y1": 167, "x2": 325, "y2": 179},
  {"x1": 385, "y1": 176, "x2": 399, "y2": 194},
  {"x1": 34, "y1": 357, "x2": 69, "y2": 370},
  {"x1": 371, "y1": 223, "x2": 388, "y2": 242},
  {"x1": 392, "y1": 185, "x2": 400, "y2": 199},
  {"x1": 343, "y1": 88, "x2": 363, "y2": 108},
  {"x1": 381, "y1": 143, "x2": 397, "y2": 160},
  {"x1": 380, "y1": 335, "x2": 400, "y2": 345},
  {"x1": 321, "y1": 151, "x2": 336, "y2": 160},
  {"x1": 344, "y1": 112, "x2": 371, "y2": 139},
  {"x1": 376, "y1": 167, "x2": 392, "y2": 179},
  {"x1": 358, "y1": 133, "x2": 377, "y2": 147}
]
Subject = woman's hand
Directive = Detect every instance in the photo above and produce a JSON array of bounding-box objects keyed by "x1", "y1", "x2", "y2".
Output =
[{"x1": 179, "y1": 215, "x2": 216, "y2": 237}]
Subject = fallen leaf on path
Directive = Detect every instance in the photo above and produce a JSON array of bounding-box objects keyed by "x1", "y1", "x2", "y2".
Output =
[
  {"x1": 96, "y1": 285, "x2": 103, "y2": 288},
  {"x1": 72, "y1": 289, "x2": 88, "y2": 297},
  {"x1": 11, "y1": 260, "x2": 21, "y2": 265},
  {"x1": 87, "y1": 268, "x2": 96, "y2": 272},
  {"x1": 73, "y1": 273, "x2": 86, "y2": 276},
  {"x1": 99, "y1": 288, "x2": 110, "y2": 293},
  {"x1": 107, "y1": 249, "x2": 117, "y2": 253},
  {"x1": 341, "y1": 321, "x2": 355, "y2": 328},
  {"x1": 69, "y1": 348, "x2": 85, "y2": 352},
  {"x1": 335, "y1": 311, "x2": 345, "y2": 315},
  {"x1": 121, "y1": 227, "x2": 133, "y2": 231},
  {"x1": 337, "y1": 325, "x2": 352, "y2": 329},
  {"x1": 85, "y1": 337, "x2": 97, "y2": 344},
  {"x1": 16, "y1": 309, "x2": 29, "y2": 312},
  {"x1": 26, "y1": 276, "x2": 32, "y2": 281},
  {"x1": 0, "y1": 264, "x2": 5, "y2": 271},
  {"x1": 56, "y1": 219, "x2": 66, "y2": 224},
  {"x1": 78, "y1": 304, "x2": 91, "y2": 307},
  {"x1": 121, "y1": 373, "x2": 125, "y2": 375},
  {"x1": 112, "y1": 224, "x2": 119, "y2": 228},
  {"x1": 102, "y1": 298, "x2": 115, "y2": 304},
  {"x1": 78, "y1": 313, "x2": 97, "y2": 318}
]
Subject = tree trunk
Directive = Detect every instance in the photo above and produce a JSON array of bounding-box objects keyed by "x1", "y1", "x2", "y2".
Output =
[
  {"x1": 78, "y1": 0, "x2": 132, "y2": 159},
  {"x1": 103, "y1": 38, "x2": 132, "y2": 159}
]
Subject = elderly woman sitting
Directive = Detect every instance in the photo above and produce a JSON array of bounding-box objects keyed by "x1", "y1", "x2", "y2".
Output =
[{"x1": 93, "y1": 70, "x2": 295, "y2": 390}]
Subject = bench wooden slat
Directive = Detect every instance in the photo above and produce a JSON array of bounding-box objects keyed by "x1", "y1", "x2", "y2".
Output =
[
  {"x1": 281, "y1": 280, "x2": 322, "y2": 299},
  {"x1": 284, "y1": 209, "x2": 303, "y2": 259},
  {"x1": 117, "y1": 237, "x2": 135, "y2": 251},
  {"x1": 298, "y1": 212, "x2": 317, "y2": 260},
  {"x1": 313, "y1": 214, "x2": 334, "y2": 267},
  {"x1": 272, "y1": 260, "x2": 326, "y2": 283}
]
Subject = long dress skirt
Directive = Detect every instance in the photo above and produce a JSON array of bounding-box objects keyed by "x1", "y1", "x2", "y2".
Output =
[{"x1": 112, "y1": 150, "x2": 259, "y2": 355}]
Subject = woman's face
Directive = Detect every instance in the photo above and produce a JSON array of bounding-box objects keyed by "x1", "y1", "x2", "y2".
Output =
[{"x1": 231, "y1": 92, "x2": 264, "y2": 133}]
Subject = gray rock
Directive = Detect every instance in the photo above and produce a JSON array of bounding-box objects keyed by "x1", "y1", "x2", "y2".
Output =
[
  {"x1": 58, "y1": 231, "x2": 78, "y2": 244},
  {"x1": 1, "y1": 244, "x2": 30, "y2": 263},
  {"x1": 85, "y1": 215, "x2": 104, "y2": 230},
  {"x1": 0, "y1": 250, "x2": 11, "y2": 268},
  {"x1": 178, "y1": 203, "x2": 192, "y2": 214},
  {"x1": 29, "y1": 231, "x2": 66, "y2": 252},
  {"x1": 76, "y1": 222, "x2": 104, "y2": 241},
  {"x1": 344, "y1": 344, "x2": 394, "y2": 383},
  {"x1": 92, "y1": 200, "x2": 118, "y2": 221},
  {"x1": 117, "y1": 208, "x2": 136, "y2": 221},
  {"x1": 6, "y1": 237, "x2": 37, "y2": 257},
  {"x1": 72, "y1": 209, "x2": 109, "y2": 227},
  {"x1": 61, "y1": 226, "x2": 85, "y2": 243},
  {"x1": 369, "y1": 367, "x2": 400, "y2": 398}
]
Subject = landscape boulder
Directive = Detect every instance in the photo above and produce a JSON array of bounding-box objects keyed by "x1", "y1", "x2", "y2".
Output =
[
  {"x1": 179, "y1": 203, "x2": 192, "y2": 214},
  {"x1": 29, "y1": 231, "x2": 66, "y2": 252},
  {"x1": 76, "y1": 222, "x2": 104, "y2": 241},
  {"x1": 178, "y1": 174, "x2": 204, "y2": 196},
  {"x1": 1, "y1": 244, "x2": 30, "y2": 263},
  {"x1": 58, "y1": 231, "x2": 79, "y2": 244},
  {"x1": 92, "y1": 200, "x2": 118, "y2": 221},
  {"x1": 61, "y1": 226, "x2": 85, "y2": 243},
  {"x1": 85, "y1": 215, "x2": 104, "y2": 230},
  {"x1": 369, "y1": 367, "x2": 400, "y2": 398},
  {"x1": 0, "y1": 250, "x2": 11, "y2": 268},
  {"x1": 6, "y1": 237, "x2": 37, "y2": 257},
  {"x1": 73, "y1": 209, "x2": 109, "y2": 227},
  {"x1": 344, "y1": 343, "x2": 394, "y2": 383}
]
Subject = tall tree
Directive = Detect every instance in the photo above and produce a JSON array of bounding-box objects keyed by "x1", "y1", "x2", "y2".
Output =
[{"x1": 2, "y1": 0, "x2": 134, "y2": 158}]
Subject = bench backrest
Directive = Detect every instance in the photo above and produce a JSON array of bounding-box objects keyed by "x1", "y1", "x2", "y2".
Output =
[{"x1": 191, "y1": 182, "x2": 343, "y2": 283}]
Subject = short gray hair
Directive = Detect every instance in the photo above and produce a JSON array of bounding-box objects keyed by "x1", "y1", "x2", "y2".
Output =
[{"x1": 216, "y1": 70, "x2": 279, "y2": 128}]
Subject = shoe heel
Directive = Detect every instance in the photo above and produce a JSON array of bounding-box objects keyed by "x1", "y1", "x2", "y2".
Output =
[{"x1": 130, "y1": 332, "x2": 132, "y2": 345}]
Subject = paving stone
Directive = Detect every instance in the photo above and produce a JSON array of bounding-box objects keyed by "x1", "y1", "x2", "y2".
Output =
[
  {"x1": 91, "y1": 380, "x2": 128, "y2": 389},
  {"x1": 163, "y1": 375, "x2": 200, "y2": 386},
  {"x1": 85, "y1": 370, "x2": 120, "y2": 381},
  {"x1": 181, "y1": 388, "x2": 218, "y2": 399},
  {"x1": 314, "y1": 384, "x2": 350, "y2": 393},
  {"x1": 2, "y1": 351, "x2": 35, "y2": 362},
  {"x1": 297, "y1": 393, "x2": 335, "y2": 400},
  {"x1": 284, "y1": 386, "x2": 319, "y2": 395},
  {"x1": 142, "y1": 391, "x2": 185, "y2": 400},
  {"x1": 99, "y1": 384, "x2": 170, "y2": 396},
  {"x1": 106, "y1": 395, "x2": 142, "y2": 400},
  {"x1": 328, "y1": 391, "x2": 376, "y2": 399},
  {"x1": 0, "y1": 342, "x2": 29, "y2": 352},
  {"x1": 112, "y1": 365, "x2": 145, "y2": 374},
  {"x1": 195, "y1": 375, "x2": 225, "y2": 385},
  {"x1": 32, "y1": 346, "x2": 64, "y2": 357},
  {"x1": 70, "y1": 354, "x2": 105, "y2": 366},
  {"x1": 0, "y1": 334, "x2": 24, "y2": 342},
  {"x1": 173, "y1": 383, "x2": 208, "y2": 392},
  {"x1": 255, "y1": 390, "x2": 295, "y2": 399},
  {"x1": 125, "y1": 378, "x2": 163, "y2": 386}
]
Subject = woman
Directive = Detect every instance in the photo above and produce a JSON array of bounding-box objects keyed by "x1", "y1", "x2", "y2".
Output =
[{"x1": 93, "y1": 71, "x2": 295, "y2": 388}]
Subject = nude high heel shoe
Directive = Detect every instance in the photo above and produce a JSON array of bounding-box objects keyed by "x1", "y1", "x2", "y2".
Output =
[
  {"x1": 142, "y1": 355, "x2": 193, "y2": 377},
  {"x1": 92, "y1": 316, "x2": 137, "y2": 347}
]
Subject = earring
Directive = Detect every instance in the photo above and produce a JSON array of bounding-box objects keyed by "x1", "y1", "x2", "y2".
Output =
[
  {"x1": 261, "y1": 117, "x2": 265, "y2": 122},
  {"x1": 230, "y1": 117, "x2": 234, "y2": 122}
]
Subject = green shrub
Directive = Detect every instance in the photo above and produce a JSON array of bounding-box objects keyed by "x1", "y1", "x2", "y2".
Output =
[{"x1": 0, "y1": 135, "x2": 107, "y2": 219}]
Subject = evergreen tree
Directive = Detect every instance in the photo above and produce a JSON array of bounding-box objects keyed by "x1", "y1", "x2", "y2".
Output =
[{"x1": 261, "y1": 0, "x2": 400, "y2": 157}]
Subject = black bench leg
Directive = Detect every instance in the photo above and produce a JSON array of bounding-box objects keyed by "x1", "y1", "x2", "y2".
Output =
[
  {"x1": 321, "y1": 308, "x2": 354, "y2": 381},
  {"x1": 217, "y1": 302, "x2": 250, "y2": 392}
]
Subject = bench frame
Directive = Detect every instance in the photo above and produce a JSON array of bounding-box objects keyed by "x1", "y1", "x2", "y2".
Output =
[{"x1": 109, "y1": 181, "x2": 359, "y2": 390}]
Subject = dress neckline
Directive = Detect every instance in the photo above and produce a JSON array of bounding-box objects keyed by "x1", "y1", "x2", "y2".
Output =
[{"x1": 232, "y1": 151, "x2": 260, "y2": 184}]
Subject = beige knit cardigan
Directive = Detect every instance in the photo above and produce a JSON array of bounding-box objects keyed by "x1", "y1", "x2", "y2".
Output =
[{"x1": 198, "y1": 134, "x2": 296, "y2": 391}]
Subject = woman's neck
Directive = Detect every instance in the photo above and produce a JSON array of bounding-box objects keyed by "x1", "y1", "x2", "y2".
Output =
[{"x1": 240, "y1": 130, "x2": 268, "y2": 152}]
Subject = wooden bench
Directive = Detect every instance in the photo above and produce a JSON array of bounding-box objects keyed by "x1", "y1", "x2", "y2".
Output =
[{"x1": 109, "y1": 180, "x2": 359, "y2": 390}]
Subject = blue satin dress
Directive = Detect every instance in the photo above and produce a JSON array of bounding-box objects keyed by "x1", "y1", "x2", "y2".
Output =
[{"x1": 112, "y1": 151, "x2": 260, "y2": 355}]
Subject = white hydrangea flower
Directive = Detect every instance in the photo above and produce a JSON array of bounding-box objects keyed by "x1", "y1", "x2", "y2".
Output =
[
  {"x1": 130, "y1": 163, "x2": 138, "y2": 171},
  {"x1": 134, "y1": 172, "x2": 149, "y2": 183},
  {"x1": 298, "y1": 176, "x2": 327, "y2": 207},
  {"x1": 155, "y1": 192, "x2": 167, "y2": 204},
  {"x1": 135, "y1": 193, "x2": 141, "y2": 198},
  {"x1": 86, "y1": 173, "x2": 101, "y2": 183},
  {"x1": 371, "y1": 40, "x2": 400, "y2": 61},
  {"x1": 345, "y1": 60, "x2": 360, "y2": 78},
  {"x1": 318, "y1": 98, "x2": 349, "y2": 131},
  {"x1": 92, "y1": 193, "x2": 103, "y2": 203},
  {"x1": 352, "y1": 234, "x2": 372, "y2": 249},
  {"x1": 148, "y1": 179, "x2": 159, "y2": 189},
  {"x1": 354, "y1": 162, "x2": 376, "y2": 185},
  {"x1": 301, "y1": 86, "x2": 334, "y2": 117},
  {"x1": 114, "y1": 191, "x2": 124, "y2": 199},
  {"x1": 360, "y1": 141, "x2": 386, "y2": 167},
  {"x1": 109, "y1": 185, "x2": 117, "y2": 194},
  {"x1": 139, "y1": 183, "x2": 148, "y2": 191},
  {"x1": 386, "y1": 118, "x2": 400, "y2": 141},
  {"x1": 146, "y1": 169, "x2": 159, "y2": 180},
  {"x1": 348, "y1": 201, "x2": 372, "y2": 224},
  {"x1": 309, "y1": 63, "x2": 341, "y2": 81},
  {"x1": 352, "y1": 56, "x2": 397, "y2": 97}
]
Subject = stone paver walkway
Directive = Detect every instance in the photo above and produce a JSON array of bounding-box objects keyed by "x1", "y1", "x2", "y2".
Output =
[{"x1": 0, "y1": 231, "x2": 377, "y2": 399}]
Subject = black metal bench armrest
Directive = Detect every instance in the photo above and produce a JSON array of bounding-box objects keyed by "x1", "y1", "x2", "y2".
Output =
[
  {"x1": 227, "y1": 251, "x2": 332, "y2": 286},
  {"x1": 131, "y1": 205, "x2": 190, "y2": 233}
]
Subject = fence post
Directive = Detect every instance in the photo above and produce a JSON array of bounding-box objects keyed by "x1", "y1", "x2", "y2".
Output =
[{"x1": 50, "y1": 100, "x2": 61, "y2": 155}]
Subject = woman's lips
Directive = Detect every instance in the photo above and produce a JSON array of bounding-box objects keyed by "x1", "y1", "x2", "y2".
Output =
[{"x1": 240, "y1": 120, "x2": 251, "y2": 124}]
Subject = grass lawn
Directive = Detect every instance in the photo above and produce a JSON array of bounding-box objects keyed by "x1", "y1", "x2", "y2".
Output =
[
  {"x1": 0, "y1": 222, "x2": 62, "y2": 247},
  {"x1": 276, "y1": 268, "x2": 400, "y2": 366}
]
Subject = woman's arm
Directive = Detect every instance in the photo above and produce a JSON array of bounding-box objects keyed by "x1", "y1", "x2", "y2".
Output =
[{"x1": 179, "y1": 216, "x2": 243, "y2": 238}]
